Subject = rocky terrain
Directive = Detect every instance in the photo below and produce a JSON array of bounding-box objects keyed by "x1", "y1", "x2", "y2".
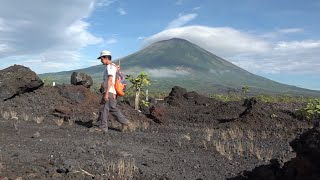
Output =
[{"x1": 0, "y1": 65, "x2": 319, "y2": 180}]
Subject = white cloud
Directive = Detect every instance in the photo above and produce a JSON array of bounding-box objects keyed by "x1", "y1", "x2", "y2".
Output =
[
  {"x1": 137, "y1": 36, "x2": 145, "y2": 40},
  {"x1": 0, "y1": 44, "x2": 12, "y2": 53},
  {"x1": 192, "y1": 6, "x2": 201, "y2": 11},
  {"x1": 117, "y1": 8, "x2": 127, "y2": 15},
  {"x1": 176, "y1": 0, "x2": 184, "y2": 5},
  {"x1": 278, "y1": 28, "x2": 304, "y2": 34},
  {"x1": 65, "y1": 20, "x2": 102, "y2": 48},
  {"x1": 261, "y1": 28, "x2": 304, "y2": 39},
  {"x1": 146, "y1": 68, "x2": 191, "y2": 77},
  {"x1": 106, "y1": 38, "x2": 118, "y2": 44},
  {"x1": 126, "y1": 68, "x2": 191, "y2": 78},
  {"x1": 20, "y1": 51, "x2": 83, "y2": 73},
  {"x1": 275, "y1": 40, "x2": 320, "y2": 50},
  {"x1": 96, "y1": 0, "x2": 116, "y2": 7},
  {"x1": 0, "y1": 17, "x2": 12, "y2": 32},
  {"x1": 0, "y1": 0, "x2": 103, "y2": 73},
  {"x1": 166, "y1": 13, "x2": 198, "y2": 29},
  {"x1": 145, "y1": 26, "x2": 271, "y2": 56},
  {"x1": 144, "y1": 25, "x2": 320, "y2": 74}
]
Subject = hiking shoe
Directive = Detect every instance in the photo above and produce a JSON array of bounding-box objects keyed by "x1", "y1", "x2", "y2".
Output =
[
  {"x1": 95, "y1": 127, "x2": 108, "y2": 133},
  {"x1": 120, "y1": 124, "x2": 128, "y2": 132},
  {"x1": 120, "y1": 122, "x2": 134, "y2": 132}
]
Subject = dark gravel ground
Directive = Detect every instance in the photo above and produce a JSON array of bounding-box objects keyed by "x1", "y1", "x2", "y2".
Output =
[{"x1": 0, "y1": 85, "x2": 316, "y2": 180}]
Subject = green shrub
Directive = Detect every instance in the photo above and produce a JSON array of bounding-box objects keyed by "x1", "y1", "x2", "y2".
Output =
[
  {"x1": 257, "y1": 94, "x2": 307, "y2": 103},
  {"x1": 140, "y1": 100, "x2": 150, "y2": 107},
  {"x1": 296, "y1": 98, "x2": 320, "y2": 120},
  {"x1": 256, "y1": 94, "x2": 278, "y2": 103},
  {"x1": 42, "y1": 76, "x2": 54, "y2": 86},
  {"x1": 210, "y1": 93, "x2": 243, "y2": 102},
  {"x1": 91, "y1": 82, "x2": 102, "y2": 94},
  {"x1": 149, "y1": 91, "x2": 167, "y2": 100},
  {"x1": 241, "y1": 85, "x2": 250, "y2": 97}
]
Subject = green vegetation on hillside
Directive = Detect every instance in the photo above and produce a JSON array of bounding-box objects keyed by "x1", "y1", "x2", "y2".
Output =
[{"x1": 39, "y1": 38, "x2": 320, "y2": 97}]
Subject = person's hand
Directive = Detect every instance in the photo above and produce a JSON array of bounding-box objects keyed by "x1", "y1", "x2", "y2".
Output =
[
  {"x1": 104, "y1": 93, "x2": 109, "y2": 102},
  {"x1": 99, "y1": 83, "x2": 104, "y2": 93}
]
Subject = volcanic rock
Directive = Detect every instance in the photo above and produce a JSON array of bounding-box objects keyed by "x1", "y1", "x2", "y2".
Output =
[
  {"x1": 0, "y1": 65, "x2": 43, "y2": 101},
  {"x1": 230, "y1": 126, "x2": 320, "y2": 180},
  {"x1": 70, "y1": 72, "x2": 93, "y2": 88}
]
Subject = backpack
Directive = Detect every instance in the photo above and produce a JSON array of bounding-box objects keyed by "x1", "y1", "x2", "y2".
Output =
[{"x1": 112, "y1": 64, "x2": 126, "y2": 96}]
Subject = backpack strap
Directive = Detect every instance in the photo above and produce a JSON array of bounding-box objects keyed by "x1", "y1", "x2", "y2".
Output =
[{"x1": 111, "y1": 63, "x2": 119, "y2": 72}]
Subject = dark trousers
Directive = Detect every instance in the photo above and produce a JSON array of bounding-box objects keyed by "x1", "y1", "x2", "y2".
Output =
[{"x1": 99, "y1": 92, "x2": 129, "y2": 129}]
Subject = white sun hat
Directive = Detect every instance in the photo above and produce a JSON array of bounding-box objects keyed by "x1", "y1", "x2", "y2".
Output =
[{"x1": 97, "y1": 50, "x2": 112, "y2": 59}]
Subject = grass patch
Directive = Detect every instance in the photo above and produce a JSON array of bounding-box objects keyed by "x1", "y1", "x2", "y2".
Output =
[
  {"x1": 256, "y1": 94, "x2": 308, "y2": 103},
  {"x1": 210, "y1": 93, "x2": 243, "y2": 102},
  {"x1": 33, "y1": 116, "x2": 44, "y2": 124},
  {"x1": 205, "y1": 127, "x2": 282, "y2": 162},
  {"x1": 102, "y1": 158, "x2": 137, "y2": 180},
  {"x1": 210, "y1": 92, "x2": 311, "y2": 103}
]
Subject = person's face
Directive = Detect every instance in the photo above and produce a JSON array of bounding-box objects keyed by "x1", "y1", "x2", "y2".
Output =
[{"x1": 100, "y1": 56, "x2": 109, "y2": 65}]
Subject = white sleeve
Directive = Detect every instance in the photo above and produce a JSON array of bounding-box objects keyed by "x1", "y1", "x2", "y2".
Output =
[{"x1": 107, "y1": 64, "x2": 116, "y2": 76}]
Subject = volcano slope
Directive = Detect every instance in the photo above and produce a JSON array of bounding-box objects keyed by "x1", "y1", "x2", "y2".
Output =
[{"x1": 0, "y1": 79, "x2": 318, "y2": 179}]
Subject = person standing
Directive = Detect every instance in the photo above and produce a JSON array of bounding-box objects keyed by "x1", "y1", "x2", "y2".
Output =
[{"x1": 96, "y1": 50, "x2": 132, "y2": 133}]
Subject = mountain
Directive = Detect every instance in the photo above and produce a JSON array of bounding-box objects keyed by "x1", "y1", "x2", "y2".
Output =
[{"x1": 41, "y1": 38, "x2": 320, "y2": 97}]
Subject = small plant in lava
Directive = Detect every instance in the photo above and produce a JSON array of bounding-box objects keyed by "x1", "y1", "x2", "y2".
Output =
[{"x1": 296, "y1": 98, "x2": 320, "y2": 120}]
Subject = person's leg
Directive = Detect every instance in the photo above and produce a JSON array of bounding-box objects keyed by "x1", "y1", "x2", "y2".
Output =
[
  {"x1": 108, "y1": 93, "x2": 129, "y2": 125},
  {"x1": 99, "y1": 95, "x2": 109, "y2": 131}
]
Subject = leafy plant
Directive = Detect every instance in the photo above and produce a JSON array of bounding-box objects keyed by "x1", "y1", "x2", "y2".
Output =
[
  {"x1": 296, "y1": 98, "x2": 320, "y2": 120},
  {"x1": 126, "y1": 72, "x2": 151, "y2": 110},
  {"x1": 241, "y1": 85, "x2": 250, "y2": 96},
  {"x1": 42, "y1": 76, "x2": 54, "y2": 86},
  {"x1": 140, "y1": 100, "x2": 150, "y2": 107}
]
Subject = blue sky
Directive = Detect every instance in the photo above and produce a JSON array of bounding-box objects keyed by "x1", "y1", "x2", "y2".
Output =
[{"x1": 0, "y1": 0, "x2": 320, "y2": 90}]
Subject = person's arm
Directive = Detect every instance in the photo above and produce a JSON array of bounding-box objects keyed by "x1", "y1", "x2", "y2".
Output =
[
  {"x1": 104, "y1": 75, "x2": 113, "y2": 101},
  {"x1": 100, "y1": 83, "x2": 103, "y2": 93}
]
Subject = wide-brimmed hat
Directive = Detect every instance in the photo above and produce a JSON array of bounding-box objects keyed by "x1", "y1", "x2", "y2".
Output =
[{"x1": 97, "y1": 50, "x2": 112, "y2": 59}]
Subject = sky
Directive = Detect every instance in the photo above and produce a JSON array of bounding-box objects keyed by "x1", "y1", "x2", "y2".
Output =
[{"x1": 0, "y1": 0, "x2": 320, "y2": 90}]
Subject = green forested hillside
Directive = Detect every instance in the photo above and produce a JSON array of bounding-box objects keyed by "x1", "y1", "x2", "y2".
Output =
[{"x1": 40, "y1": 38, "x2": 320, "y2": 97}]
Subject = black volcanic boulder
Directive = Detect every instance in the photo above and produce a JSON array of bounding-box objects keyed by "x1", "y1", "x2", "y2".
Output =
[
  {"x1": 55, "y1": 84, "x2": 100, "y2": 122},
  {"x1": 167, "y1": 86, "x2": 187, "y2": 99},
  {"x1": 0, "y1": 65, "x2": 43, "y2": 101},
  {"x1": 70, "y1": 72, "x2": 93, "y2": 88},
  {"x1": 164, "y1": 86, "x2": 210, "y2": 107},
  {"x1": 290, "y1": 125, "x2": 320, "y2": 167},
  {"x1": 164, "y1": 86, "x2": 187, "y2": 106}
]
